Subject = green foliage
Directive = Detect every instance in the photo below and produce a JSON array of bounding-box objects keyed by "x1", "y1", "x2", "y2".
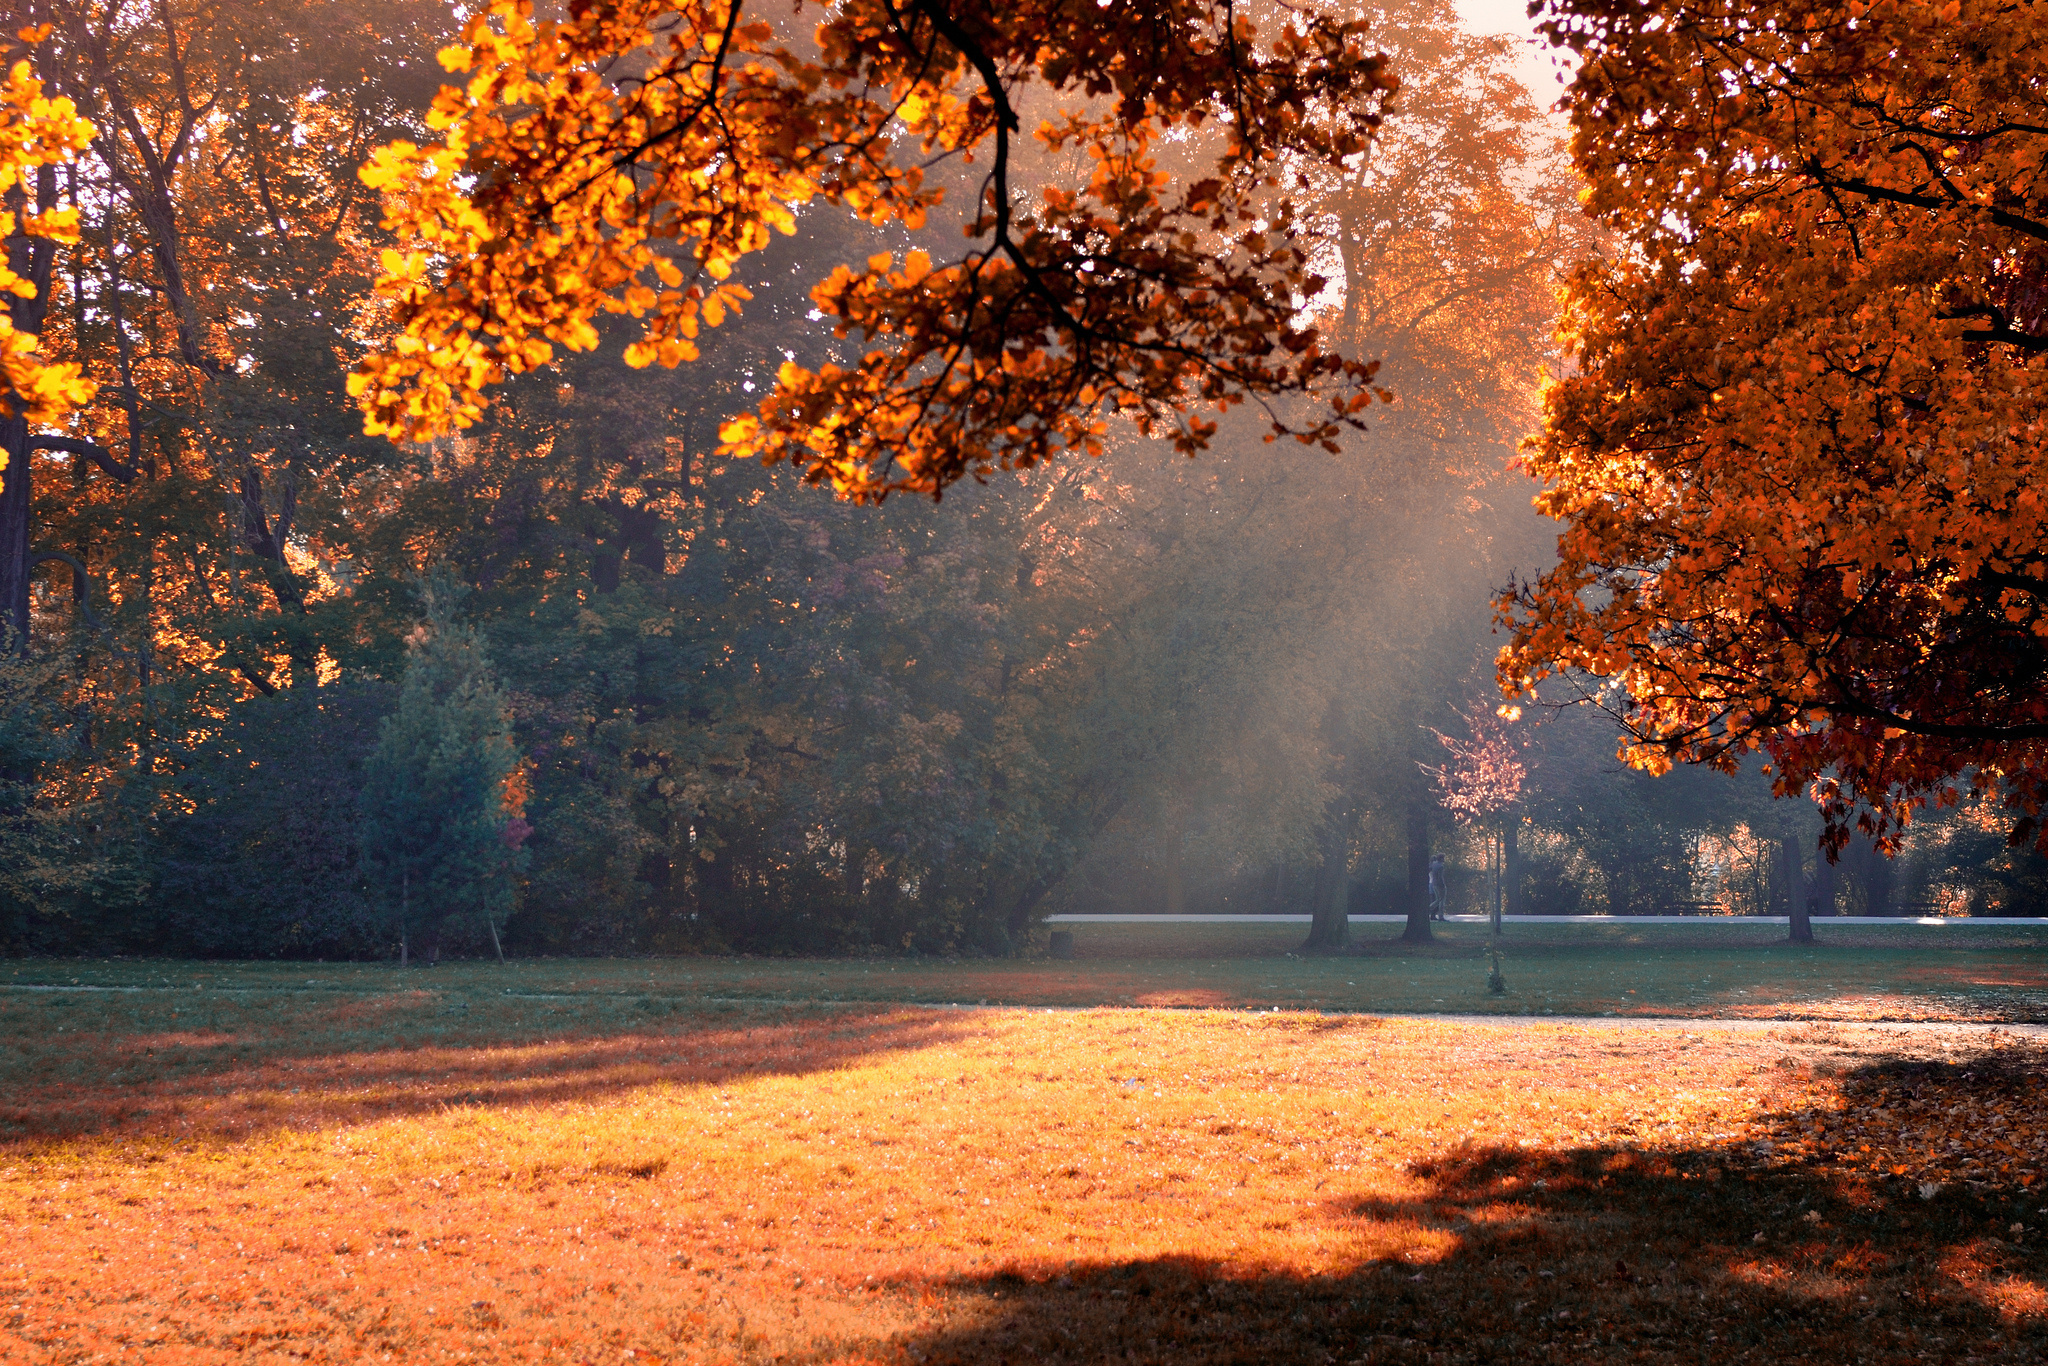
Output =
[
  {"x1": 154, "y1": 683, "x2": 391, "y2": 957},
  {"x1": 0, "y1": 637, "x2": 146, "y2": 950},
  {"x1": 360, "y1": 587, "x2": 526, "y2": 957}
]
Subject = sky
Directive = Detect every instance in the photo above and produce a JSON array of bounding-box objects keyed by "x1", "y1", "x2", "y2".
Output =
[{"x1": 1450, "y1": 0, "x2": 1578, "y2": 109}]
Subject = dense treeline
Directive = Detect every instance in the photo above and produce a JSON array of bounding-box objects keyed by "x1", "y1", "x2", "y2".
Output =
[{"x1": 2, "y1": 0, "x2": 2042, "y2": 961}]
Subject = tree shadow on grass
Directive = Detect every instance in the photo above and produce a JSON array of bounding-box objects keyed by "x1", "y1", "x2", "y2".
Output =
[
  {"x1": 855, "y1": 1051, "x2": 2048, "y2": 1365},
  {"x1": 0, "y1": 991, "x2": 982, "y2": 1151}
]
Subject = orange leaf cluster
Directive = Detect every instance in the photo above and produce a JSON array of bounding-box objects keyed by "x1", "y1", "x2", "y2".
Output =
[
  {"x1": 1746, "y1": 1031, "x2": 2048, "y2": 1194},
  {"x1": 351, "y1": 0, "x2": 1395, "y2": 499},
  {"x1": 0, "y1": 27, "x2": 95, "y2": 437},
  {"x1": 1500, "y1": 0, "x2": 2048, "y2": 851}
]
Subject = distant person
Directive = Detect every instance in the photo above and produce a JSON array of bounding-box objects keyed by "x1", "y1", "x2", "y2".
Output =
[{"x1": 1428, "y1": 854, "x2": 1446, "y2": 920}]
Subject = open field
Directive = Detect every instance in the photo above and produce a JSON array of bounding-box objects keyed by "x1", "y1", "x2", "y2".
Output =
[
  {"x1": 9, "y1": 918, "x2": 2048, "y2": 1023},
  {"x1": 3, "y1": 938, "x2": 2048, "y2": 1363}
]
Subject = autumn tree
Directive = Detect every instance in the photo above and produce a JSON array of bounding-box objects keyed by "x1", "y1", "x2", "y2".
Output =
[
  {"x1": 1502, "y1": 0, "x2": 2048, "y2": 856},
  {"x1": 0, "y1": 2, "x2": 455, "y2": 932},
  {"x1": 353, "y1": 0, "x2": 1396, "y2": 498},
  {"x1": 0, "y1": 24, "x2": 95, "y2": 646},
  {"x1": 1429, "y1": 697, "x2": 1526, "y2": 934}
]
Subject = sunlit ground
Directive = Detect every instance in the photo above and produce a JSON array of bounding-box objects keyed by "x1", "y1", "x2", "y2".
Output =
[{"x1": 3, "y1": 947, "x2": 2046, "y2": 1363}]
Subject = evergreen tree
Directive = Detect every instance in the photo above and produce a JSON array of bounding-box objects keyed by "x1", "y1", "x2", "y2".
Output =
[{"x1": 360, "y1": 587, "x2": 527, "y2": 964}]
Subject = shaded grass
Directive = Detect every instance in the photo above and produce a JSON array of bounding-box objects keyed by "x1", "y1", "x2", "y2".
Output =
[
  {"x1": 8, "y1": 916, "x2": 2048, "y2": 1024},
  {"x1": 1, "y1": 984, "x2": 2044, "y2": 1363}
]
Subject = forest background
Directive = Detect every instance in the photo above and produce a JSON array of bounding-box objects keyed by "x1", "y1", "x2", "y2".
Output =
[{"x1": 2, "y1": 0, "x2": 2042, "y2": 964}]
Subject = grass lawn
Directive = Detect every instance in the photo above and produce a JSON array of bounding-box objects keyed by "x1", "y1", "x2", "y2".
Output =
[
  {"x1": 3, "y1": 930, "x2": 2046, "y2": 1362},
  {"x1": 9, "y1": 918, "x2": 2047, "y2": 1021}
]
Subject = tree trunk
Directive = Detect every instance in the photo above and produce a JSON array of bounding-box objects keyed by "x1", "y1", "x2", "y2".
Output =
[
  {"x1": 1812, "y1": 850, "x2": 1838, "y2": 922},
  {"x1": 1859, "y1": 834, "x2": 1895, "y2": 917},
  {"x1": 1, "y1": 164, "x2": 58, "y2": 650},
  {"x1": 696, "y1": 843, "x2": 735, "y2": 923},
  {"x1": 1004, "y1": 870, "x2": 1059, "y2": 944},
  {"x1": 1503, "y1": 817, "x2": 1523, "y2": 920},
  {"x1": 0, "y1": 411, "x2": 28, "y2": 648},
  {"x1": 1490, "y1": 823, "x2": 1504, "y2": 936},
  {"x1": 1401, "y1": 804, "x2": 1433, "y2": 943},
  {"x1": 1783, "y1": 831, "x2": 1813, "y2": 943},
  {"x1": 1304, "y1": 813, "x2": 1351, "y2": 952},
  {"x1": 488, "y1": 915, "x2": 505, "y2": 963},
  {"x1": 399, "y1": 868, "x2": 410, "y2": 965}
]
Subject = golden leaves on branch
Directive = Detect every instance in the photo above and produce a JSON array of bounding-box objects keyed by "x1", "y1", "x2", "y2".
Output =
[
  {"x1": 1499, "y1": 0, "x2": 2048, "y2": 849},
  {"x1": 352, "y1": 0, "x2": 1395, "y2": 500},
  {"x1": 0, "y1": 27, "x2": 96, "y2": 438}
]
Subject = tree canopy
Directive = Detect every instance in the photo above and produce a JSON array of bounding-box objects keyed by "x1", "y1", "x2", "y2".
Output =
[
  {"x1": 1501, "y1": 0, "x2": 2048, "y2": 852},
  {"x1": 351, "y1": 0, "x2": 1396, "y2": 499}
]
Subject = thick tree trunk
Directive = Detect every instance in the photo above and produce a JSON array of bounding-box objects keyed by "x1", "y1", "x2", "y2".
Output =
[
  {"x1": 1401, "y1": 805, "x2": 1433, "y2": 943},
  {"x1": 1304, "y1": 814, "x2": 1351, "y2": 952},
  {"x1": 1812, "y1": 851, "x2": 1839, "y2": 921},
  {"x1": 1, "y1": 165, "x2": 57, "y2": 650},
  {"x1": 696, "y1": 843, "x2": 735, "y2": 923},
  {"x1": 1783, "y1": 831, "x2": 1813, "y2": 943},
  {"x1": 1003, "y1": 870, "x2": 1059, "y2": 944},
  {"x1": 0, "y1": 412, "x2": 28, "y2": 647}
]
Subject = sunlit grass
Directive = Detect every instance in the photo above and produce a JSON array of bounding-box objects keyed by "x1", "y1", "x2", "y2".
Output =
[
  {"x1": 8, "y1": 918, "x2": 2048, "y2": 1025},
  {"x1": 1, "y1": 985, "x2": 2044, "y2": 1362}
]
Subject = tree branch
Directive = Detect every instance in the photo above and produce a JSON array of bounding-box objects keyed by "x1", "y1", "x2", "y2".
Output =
[{"x1": 30, "y1": 434, "x2": 139, "y2": 483}]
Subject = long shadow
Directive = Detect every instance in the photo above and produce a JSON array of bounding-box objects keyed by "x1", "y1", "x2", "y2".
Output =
[
  {"x1": 0, "y1": 988, "x2": 983, "y2": 1150},
  {"x1": 851, "y1": 1050, "x2": 2048, "y2": 1365}
]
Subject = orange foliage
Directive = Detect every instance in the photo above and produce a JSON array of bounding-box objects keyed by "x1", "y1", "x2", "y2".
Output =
[
  {"x1": 0, "y1": 27, "x2": 96, "y2": 433},
  {"x1": 1501, "y1": 0, "x2": 2048, "y2": 851},
  {"x1": 353, "y1": 0, "x2": 1395, "y2": 498},
  {"x1": 1, "y1": 1007, "x2": 2043, "y2": 1362}
]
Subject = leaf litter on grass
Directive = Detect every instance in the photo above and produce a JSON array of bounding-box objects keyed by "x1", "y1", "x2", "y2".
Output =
[{"x1": 0, "y1": 1007, "x2": 2043, "y2": 1363}]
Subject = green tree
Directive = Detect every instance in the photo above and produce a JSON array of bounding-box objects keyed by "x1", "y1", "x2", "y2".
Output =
[{"x1": 360, "y1": 588, "x2": 527, "y2": 964}]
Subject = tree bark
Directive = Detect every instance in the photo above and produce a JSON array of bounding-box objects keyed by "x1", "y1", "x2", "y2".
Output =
[
  {"x1": 1503, "y1": 817, "x2": 1523, "y2": 919},
  {"x1": 1490, "y1": 823, "x2": 1503, "y2": 936},
  {"x1": 1812, "y1": 850, "x2": 1839, "y2": 922},
  {"x1": 1857, "y1": 834, "x2": 1895, "y2": 916},
  {"x1": 696, "y1": 841, "x2": 735, "y2": 923},
  {"x1": 1003, "y1": 870, "x2": 1058, "y2": 944},
  {"x1": 1783, "y1": 830, "x2": 1813, "y2": 942},
  {"x1": 399, "y1": 868, "x2": 410, "y2": 965},
  {"x1": 1401, "y1": 804, "x2": 1433, "y2": 943},
  {"x1": 1304, "y1": 812, "x2": 1351, "y2": 951},
  {"x1": 488, "y1": 915, "x2": 505, "y2": 963},
  {"x1": 0, "y1": 164, "x2": 58, "y2": 649},
  {"x1": 0, "y1": 412, "x2": 29, "y2": 648},
  {"x1": 1162, "y1": 831, "x2": 1185, "y2": 916}
]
